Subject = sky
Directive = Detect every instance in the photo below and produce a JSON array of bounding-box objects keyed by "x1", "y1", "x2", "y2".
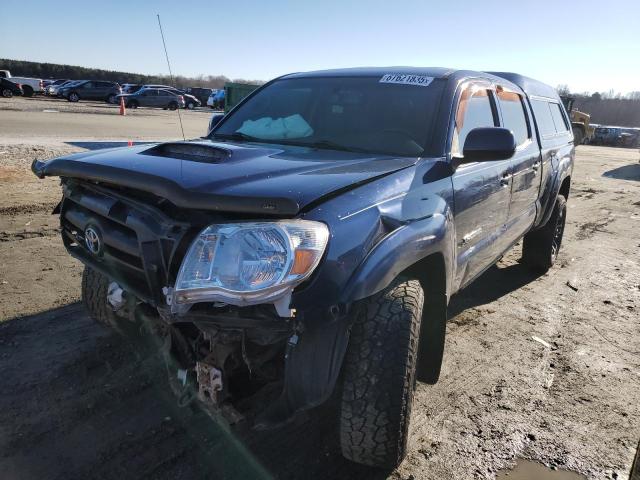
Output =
[{"x1": 1, "y1": 0, "x2": 639, "y2": 94}]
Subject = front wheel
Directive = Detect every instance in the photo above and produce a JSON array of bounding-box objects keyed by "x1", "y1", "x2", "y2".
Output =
[
  {"x1": 82, "y1": 266, "x2": 118, "y2": 329},
  {"x1": 521, "y1": 194, "x2": 567, "y2": 271},
  {"x1": 340, "y1": 279, "x2": 423, "y2": 468},
  {"x1": 128, "y1": 100, "x2": 138, "y2": 109},
  {"x1": 68, "y1": 92, "x2": 79, "y2": 102},
  {"x1": 168, "y1": 102, "x2": 177, "y2": 111},
  {"x1": 186, "y1": 101, "x2": 195, "y2": 110},
  {"x1": 106, "y1": 93, "x2": 116, "y2": 104}
]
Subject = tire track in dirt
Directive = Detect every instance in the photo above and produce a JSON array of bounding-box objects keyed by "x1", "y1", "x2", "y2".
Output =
[{"x1": 0, "y1": 227, "x2": 60, "y2": 242}]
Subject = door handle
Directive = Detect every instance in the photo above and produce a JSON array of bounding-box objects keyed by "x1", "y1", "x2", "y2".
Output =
[
  {"x1": 532, "y1": 162, "x2": 541, "y2": 171},
  {"x1": 500, "y1": 173, "x2": 512, "y2": 187}
]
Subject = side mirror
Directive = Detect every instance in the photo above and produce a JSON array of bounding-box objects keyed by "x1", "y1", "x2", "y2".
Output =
[
  {"x1": 462, "y1": 127, "x2": 516, "y2": 162},
  {"x1": 208, "y1": 114, "x2": 224, "y2": 135}
]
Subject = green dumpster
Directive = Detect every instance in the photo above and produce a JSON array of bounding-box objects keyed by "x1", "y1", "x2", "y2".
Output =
[{"x1": 224, "y1": 82, "x2": 259, "y2": 113}]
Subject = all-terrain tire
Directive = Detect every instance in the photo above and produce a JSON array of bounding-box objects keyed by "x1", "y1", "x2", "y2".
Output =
[
  {"x1": 82, "y1": 266, "x2": 119, "y2": 329},
  {"x1": 521, "y1": 195, "x2": 567, "y2": 271},
  {"x1": 340, "y1": 279, "x2": 424, "y2": 468}
]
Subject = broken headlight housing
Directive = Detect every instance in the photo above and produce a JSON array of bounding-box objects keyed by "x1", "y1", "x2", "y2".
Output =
[{"x1": 171, "y1": 220, "x2": 329, "y2": 315}]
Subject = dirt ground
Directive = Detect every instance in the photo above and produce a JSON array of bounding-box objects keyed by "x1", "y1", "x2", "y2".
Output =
[{"x1": 1, "y1": 96, "x2": 639, "y2": 480}]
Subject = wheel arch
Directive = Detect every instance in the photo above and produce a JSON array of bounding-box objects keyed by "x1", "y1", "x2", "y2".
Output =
[
  {"x1": 399, "y1": 252, "x2": 448, "y2": 384},
  {"x1": 559, "y1": 175, "x2": 571, "y2": 199},
  {"x1": 340, "y1": 215, "x2": 454, "y2": 384}
]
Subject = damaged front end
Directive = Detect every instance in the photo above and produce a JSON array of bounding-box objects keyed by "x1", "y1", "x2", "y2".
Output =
[{"x1": 50, "y1": 175, "x2": 345, "y2": 427}]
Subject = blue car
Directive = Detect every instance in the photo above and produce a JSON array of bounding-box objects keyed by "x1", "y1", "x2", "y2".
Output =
[{"x1": 33, "y1": 67, "x2": 573, "y2": 468}]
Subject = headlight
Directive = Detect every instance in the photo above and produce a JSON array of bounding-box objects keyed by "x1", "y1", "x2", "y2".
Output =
[{"x1": 172, "y1": 220, "x2": 329, "y2": 312}]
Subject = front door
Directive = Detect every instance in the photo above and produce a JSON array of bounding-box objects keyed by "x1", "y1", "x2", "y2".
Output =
[{"x1": 451, "y1": 82, "x2": 513, "y2": 289}]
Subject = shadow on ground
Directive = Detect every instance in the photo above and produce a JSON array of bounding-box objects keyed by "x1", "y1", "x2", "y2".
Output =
[
  {"x1": 602, "y1": 163, "x2": 640, "y2": 181},
  {"x1": 0, "y1": 261, "x2": 542, "y2": 480},
  {"x1": 0, "y1": 304, "x2": 386, "y2": 480},
  {"x1": 448, "y1": 261, "x2": 541, "y2": 318}
]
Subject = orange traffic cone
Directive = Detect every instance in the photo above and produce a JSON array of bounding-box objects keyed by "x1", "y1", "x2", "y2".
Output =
[{"x1": 119, "y1": 86, "x2": 126, "y2": 116}]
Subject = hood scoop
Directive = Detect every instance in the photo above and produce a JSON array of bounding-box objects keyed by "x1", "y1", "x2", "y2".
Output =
[{"x1": 142, "y1": 142, "x2": 232, "y2": 163}]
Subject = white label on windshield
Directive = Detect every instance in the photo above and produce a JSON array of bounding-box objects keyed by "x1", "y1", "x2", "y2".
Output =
[{"x1": 379, "y1": 74, "x2": 434, "y2": 87}]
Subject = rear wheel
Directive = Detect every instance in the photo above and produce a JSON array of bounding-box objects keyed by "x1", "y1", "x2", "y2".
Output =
[
  {"x1": 106, "y1": 93, "x2": 116, "y2": 104},
  {"x1": 22, "y1": 85, "x2": 34, "y2": 97},
  {"x1": 1, "y1": 88, "x2": 12, "y2": 98},
  {"x1": 168, "y1": 102, "x2": 178, "y2": 111},
  {"x1": 521, "y1": 195, "x2": 567, "y2": 271},
  {"x1": 128, "y1": 100, "x2": 138, "y2": 109},
  {"x1": 186, "y1": 101, "x2": 195, "y2": 110},
  {"x1": 340, "y1": 279, "x2": 423, "y2": 468}
]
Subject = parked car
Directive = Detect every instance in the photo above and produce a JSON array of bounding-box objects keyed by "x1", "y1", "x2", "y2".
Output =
[
  {"x1": 121, "y1": 83, "x2": 143, "y2": 94},
  {"x1": 43, "y1": 78, "x2": 68, "y2": 89},
  {"x1": 1, "y1": 78, "x2": 23, "y2": 98},
  {"x1": 185, "y1": 87, "x2": 213, "y2": 105},
  {"x1": 116, "y1": 88, "x2": 185, "y2": 110},
  {"x1": 60, "y1": 80, "x2": 120, "y2": 103},
  {"x1": 141, "y1": 84, "x2": 172, "y2": 90},
  {"x1": 32, "y1": 67, "x2": 573, "y2": 469},
  {"x1": 154, "y1": 87, "x2": 201, "y2": 109},
  {"x1": 0, "y1": 70, "x2": 43, "y2": 97},
  {"x1": 47, "y1": 79, "x2": 76, "y2": 97},
  {"x1": 206, "y1": 89, "x2": 225, "y2": 109}
]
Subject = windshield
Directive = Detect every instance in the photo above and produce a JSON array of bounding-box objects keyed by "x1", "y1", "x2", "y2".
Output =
[{"x1": 212, "y1": 76, "x2": 444, "y2": 156}]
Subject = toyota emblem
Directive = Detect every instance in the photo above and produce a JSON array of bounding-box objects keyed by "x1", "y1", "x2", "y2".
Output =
[{"x1": 84, "y1": 226, "x2": 102, "y2": 255}]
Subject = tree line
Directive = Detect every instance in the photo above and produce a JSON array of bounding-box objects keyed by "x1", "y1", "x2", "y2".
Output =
[
  {"x1": 0, "y1": 59, "x2": 262, "y2": 89},
  {"x1": 558, "y1": 85, "x2": 640, "y2": 127}
]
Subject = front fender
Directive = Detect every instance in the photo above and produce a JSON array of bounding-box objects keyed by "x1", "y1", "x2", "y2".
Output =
[{"x1": 341, "y1": 211, "x2": 454, "y2": 303}]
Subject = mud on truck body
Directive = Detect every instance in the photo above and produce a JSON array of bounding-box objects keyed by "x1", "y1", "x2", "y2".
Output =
[{"x1": 32, "y1": 67, "x2": 574, "y2": 469}]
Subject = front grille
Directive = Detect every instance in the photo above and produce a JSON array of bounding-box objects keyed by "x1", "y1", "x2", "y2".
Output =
[{"x1": 60, "y1": 180, "x2": 192, "y2": 306}]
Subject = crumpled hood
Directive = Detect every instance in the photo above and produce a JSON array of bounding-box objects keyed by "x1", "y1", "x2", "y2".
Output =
[{"x1": 32, "y1": 140, "x2": 419, "y2": 215}]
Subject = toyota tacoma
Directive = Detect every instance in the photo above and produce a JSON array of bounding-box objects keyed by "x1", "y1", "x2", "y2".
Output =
[{"x1": 32, "y1": 67, "x2": 574, "y2": 468}]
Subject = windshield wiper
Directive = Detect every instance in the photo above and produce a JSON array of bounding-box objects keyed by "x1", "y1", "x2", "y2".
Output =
[
  {"x1": 284, "y1": 139, "x2": 374, "y2": 154},
  {"x1": 211, "y1": 132, "x2": 260, "y2": 142}
]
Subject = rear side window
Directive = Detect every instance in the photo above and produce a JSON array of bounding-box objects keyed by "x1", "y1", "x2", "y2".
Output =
[
  {"x1": 497, "y1": 90, "x2": 530, "y2": 146},
  {"x1": 550, "y1": 103, "x2": 570, "y2": 132},
  {"x1": 531, "y1": 99, "x2": 556, "y2": 137},
  {"x1": 453, "y1": 87, "x2": 496, "y2": 155}
]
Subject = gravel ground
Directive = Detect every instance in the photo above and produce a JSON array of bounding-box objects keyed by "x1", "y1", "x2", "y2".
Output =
[{"x1": 0, "y1": 99, "x2": 639, "y2": 479}]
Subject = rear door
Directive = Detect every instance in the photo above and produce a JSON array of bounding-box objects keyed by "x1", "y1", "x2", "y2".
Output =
[
  {"x1": 529, "y1": 98, "x2": 573, "y2": 225},
  {"x1": 495, "y1": 88, "x2": 541, "y2": 244},
  {"x1": 451, "y1": 81, "x2": 513, "y2": 288}
]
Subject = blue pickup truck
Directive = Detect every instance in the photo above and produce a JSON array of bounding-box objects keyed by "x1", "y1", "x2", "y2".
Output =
[{"x1": 33, "y1": 67, "x2": 574, "y2": 469}]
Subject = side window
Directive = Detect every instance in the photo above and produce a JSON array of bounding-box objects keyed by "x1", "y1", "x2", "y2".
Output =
[
  {"x1": 452, "y1": 87, "x2": 496, "y2": 155},
  {"x1": 531, "y1": 99, "x2": 556, "y2": 137},
  {"x1": 550, "y1": 103, "x2": 570, "y2": 132},
  {"x1": 497, "y1": 90, "x2": 530, "y2": 146}
]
